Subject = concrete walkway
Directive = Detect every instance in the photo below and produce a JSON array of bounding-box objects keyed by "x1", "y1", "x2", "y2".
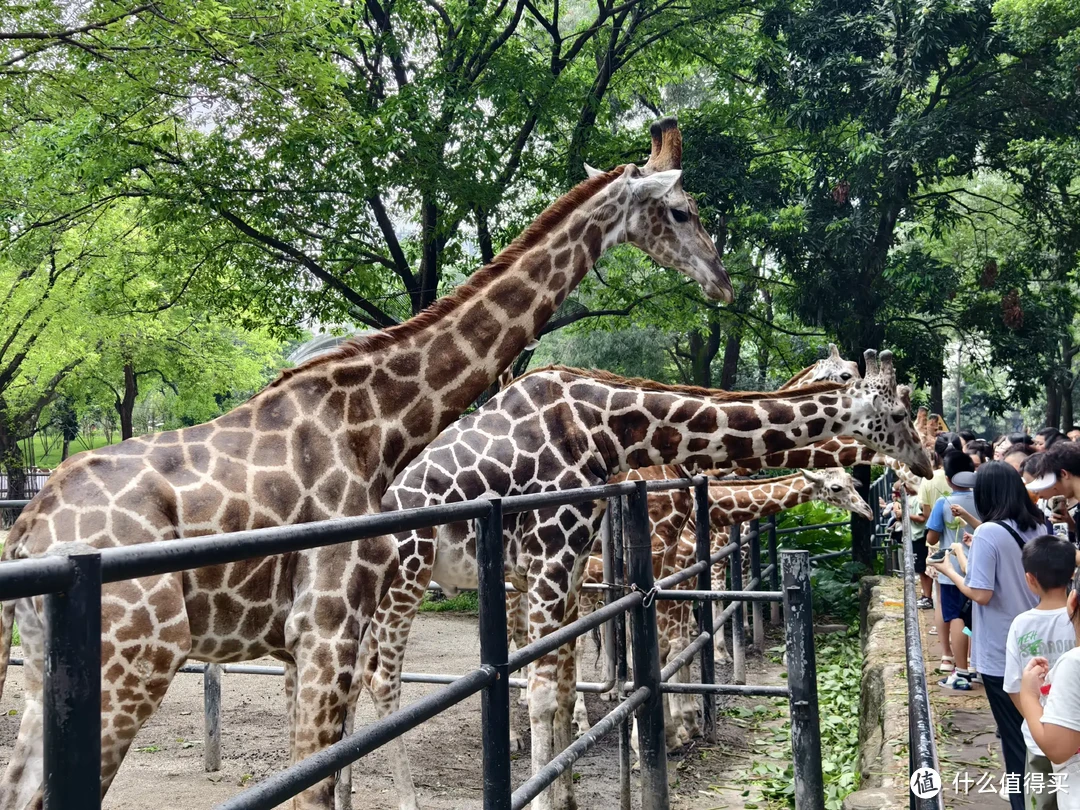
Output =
[{"x1": 918, "y1": 605, "x2": 1005, "y2": 810}]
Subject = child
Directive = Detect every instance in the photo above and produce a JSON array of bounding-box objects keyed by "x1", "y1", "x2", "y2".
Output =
[
  {"x1": 1019, "y1": 573, "x2": 1080, "y2": 810},
  {"x1": 927, "y1": 449, "x2": 979, "y2": 688},
  {"x1": 1005, "y1": 536, "x2": 1078, "y2": 810}
]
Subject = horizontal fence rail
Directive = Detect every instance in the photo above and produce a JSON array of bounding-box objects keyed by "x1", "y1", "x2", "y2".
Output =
[{"x1": 0, "y1": 469, "x2": 895, "y2": 810}]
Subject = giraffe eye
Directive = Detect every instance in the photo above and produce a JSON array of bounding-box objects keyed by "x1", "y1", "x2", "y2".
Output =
[
  {"x1": 840, "y1": 372, "x2": 852, "y2": 381},
  {"x1": 831, "y1": 485, "x2": 842, "y2": 492},
  {"x1": 671, "y1": 208, "x2": 691, "y2": 224}
]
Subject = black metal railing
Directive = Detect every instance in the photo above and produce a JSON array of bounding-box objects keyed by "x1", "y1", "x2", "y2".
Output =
[
  {"x1": 900, "y1": 492, "x2": 944, "y2": 810},
  {"x1": 0, "y1": 476, "x2": 827, "y2": 810}
]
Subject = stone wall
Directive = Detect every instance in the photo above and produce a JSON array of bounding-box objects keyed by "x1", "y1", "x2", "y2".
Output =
[{"x1": 842, "y1": 576, "x2": 910, "y2": 810}]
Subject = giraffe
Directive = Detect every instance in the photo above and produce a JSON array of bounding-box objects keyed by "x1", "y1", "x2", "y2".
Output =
[
  {"x1": 479, "y1": 350, "x2": 872, "y2": 760},
  {"x1": 0, "y1": 118, "x2": 731, "y2": 810},
  {"x1": 362, "y1": 352, "x2": 931, "y2": 810},
  {"x1": 566, "y1": 470, "x2": 871, "y2": 747}
]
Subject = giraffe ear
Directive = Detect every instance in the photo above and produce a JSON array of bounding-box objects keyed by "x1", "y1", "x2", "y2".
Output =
[
  {"x1": 801, "y1": 470, "x2": 825, "y2": 485},
  {"x1": 583, "y1": 163, "x2": 605, "y2": 179},
  {"x1": 628, "y1": 169, "x2": 682, "y2": 200}
]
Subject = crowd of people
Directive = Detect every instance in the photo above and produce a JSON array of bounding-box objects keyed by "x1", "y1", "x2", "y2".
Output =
[{"x1": 887, "y1": 429, "x2": 1080, "y2": 810}]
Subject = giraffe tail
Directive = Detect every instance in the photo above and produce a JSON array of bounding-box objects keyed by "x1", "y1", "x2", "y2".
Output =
[{"x1": 0, "y1": 601, "x2": 15, "y2": 701}]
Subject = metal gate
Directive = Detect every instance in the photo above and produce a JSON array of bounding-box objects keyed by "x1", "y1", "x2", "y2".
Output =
[{"x1": 0, "y1": 474, "x2": 829, "y2": 810}]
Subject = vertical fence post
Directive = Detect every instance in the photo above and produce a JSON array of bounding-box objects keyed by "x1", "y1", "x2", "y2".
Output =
[
  {"x1": 477, "y1": 499, "x2": 511, "y2": 810},
  {"x1": 749, "y1": 518, "x2": 763, "y2": 652},
  {"x1": 611, "y1": 495, "x2": 632, "y2": 810},
  {"x1": 626, "y1": 480, "x2": 669, "y2": 810},
  {"x1": 693, "y1": 476, "x2": 716, "y2": 743},
  {"x1": 729, "y1": 521, "x2": 746, "y2": 684},
  {"x1": 783, "y1": 550, "x2": 824, "y2": 810},
  {"x1": 768, "y1": 515, "x2": 780, "y2": 626},
  {"x1": 204, "y1": 664, "x2": 222, "y2": 772},
  {"x1": 43, "y1": 551, "x2": 102, "y2": 810}
]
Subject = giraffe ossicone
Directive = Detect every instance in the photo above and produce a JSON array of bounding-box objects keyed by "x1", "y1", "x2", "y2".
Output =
[
  {"x1": 0, "y1": 117, "x2": 730, "y2": 810},
  {"x1": 363, "y1": 354, "x2": 930, "y2": 810}
]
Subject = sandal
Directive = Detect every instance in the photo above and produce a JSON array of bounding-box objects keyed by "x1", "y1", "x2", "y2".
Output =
[{"x1": 937, "y1": 656, "x2": 955, "y2": 673}]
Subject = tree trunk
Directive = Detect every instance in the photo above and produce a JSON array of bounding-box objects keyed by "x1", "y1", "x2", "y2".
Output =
[
  {"x1": 117, "y1": 363, "x2": 138, "y2": 441},
  {"x1": 851, "y1": 464, "x2": 874, "y2": 569},
  {"x1": 1046, "y1": 380, "x2": 1062, "y2": 430},
  {"x1": 686, "y1": 315, "x2": 723, "y2": 388},
  {"x1": 0, "y1": 412, "x2": 26, "y2": 500},
  {"x1": 719, "y1": 335, "x2": 740, "y2": 389},
  {"x1": 929, "y1": 374, "x2": 944, "y2": 417}
]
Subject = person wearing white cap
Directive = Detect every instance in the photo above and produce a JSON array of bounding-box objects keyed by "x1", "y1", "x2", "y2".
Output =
[{"x1": 1026, "y1": 445, "x2": 1080, "y2": 560}]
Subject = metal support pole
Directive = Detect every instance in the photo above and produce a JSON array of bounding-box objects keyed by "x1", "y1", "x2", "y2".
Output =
[
  {"x1": 693, "y1": 477, "x2": 716, "y2": 742},
  {"x1": 749, "y1": 518, "x2": 763, "y2": 652},
  {"x1": 783, "y1": 551, "x2": 824, "y2": 810},
  {"x1": 204, "y1": 664, "x2": 222, "y2": 772},
  {"x1": 625, "y1": 481, "x2": 669, "y2": 810},
  {"x1": 477, "y1": 499, "x2": 512, "y2": 810},
  {"x1": 768, "y1": 514, "x2": 780, "y2": 626},
  {"x1": 730, "y1": 522, "x2": 746, "y2": 684},
  {"x1": 611, "y1": 496, "x2": 631, "y2": 810},
  {"x1": 43, "y1": 552, "x2": 101, "y2": 810},
  {"x1": 601, "y1": 509, "x2": 617, "y2": 687}
]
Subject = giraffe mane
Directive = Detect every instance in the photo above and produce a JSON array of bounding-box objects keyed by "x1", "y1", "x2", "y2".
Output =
[
  {"x1": 518, "y1": 365, "x2": 847, "y2": 402},
  {"x1": 263, "y1": 167, "x2": 628, "y2": 390}
]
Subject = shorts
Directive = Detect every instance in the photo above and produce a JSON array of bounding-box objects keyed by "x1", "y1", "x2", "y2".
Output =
[
  {"x1": 913, "y1": 536, "x2": 928, "y2": 574},
  {"x1": 940, "y1": 582, "x2": 966, "y2": 623}
]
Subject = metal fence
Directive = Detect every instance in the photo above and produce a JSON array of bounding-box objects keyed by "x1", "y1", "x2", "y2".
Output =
[
  {"x1": 0, "y1": 475, "x2": 844, "y2": 810},
  {"x1": 900, "y1": 491, "x2": 944, "y2": 810}
]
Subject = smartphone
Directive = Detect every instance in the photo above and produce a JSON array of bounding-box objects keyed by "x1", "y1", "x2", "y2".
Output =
[{"x1": 928, "y1": 549, "x2": 948, "y2": 563}]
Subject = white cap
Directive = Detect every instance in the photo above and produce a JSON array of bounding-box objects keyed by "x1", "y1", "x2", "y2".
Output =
[{"x1": 1025, "y1": 472, "x2": 1058, "y2": 493}]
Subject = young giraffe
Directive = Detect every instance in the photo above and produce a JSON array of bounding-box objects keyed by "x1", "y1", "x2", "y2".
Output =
[
  {"x1": 0, "y1": 119, "x2": 731, "y2": 809},
  {"x1": 567, "y1": 468, "x2": 871, "y2": 748},
  {"x1": 630, "y1": 469, "x2": 873, "y2": 750},
  {"x1": 363, "y1": 353, "x2": 931, "y2": 810}
]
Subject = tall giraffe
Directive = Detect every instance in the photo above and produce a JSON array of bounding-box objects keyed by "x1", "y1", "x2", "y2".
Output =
[
  {"x1": 363, "y1": 352, "x2": 930, "y2": 810},
  {"x1": 0, "y1": 119, "x2": 731, "y2": 809}
]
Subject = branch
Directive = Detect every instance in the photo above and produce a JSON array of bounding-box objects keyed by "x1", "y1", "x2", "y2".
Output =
[
  {"x1": 213, "y1": 206, "x2": 398, "y2": 329},
  {"x1": 0, "y1": 5, "x2": 152, "y2": 41}
]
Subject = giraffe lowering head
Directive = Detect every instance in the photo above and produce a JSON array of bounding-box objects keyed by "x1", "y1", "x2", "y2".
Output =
[
  {"x1": 799, "y1": 469, "x2": 873, "y2": 520},
  {"x1": 584, "y1": 117, "x2": 731, "y2": 302}
]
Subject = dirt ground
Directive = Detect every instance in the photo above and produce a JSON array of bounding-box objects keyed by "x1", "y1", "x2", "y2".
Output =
[{"x1": 0, "y1": 610, "x2": 787, "y2": 810}]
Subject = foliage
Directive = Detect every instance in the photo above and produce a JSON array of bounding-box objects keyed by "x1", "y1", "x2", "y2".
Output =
[
  {"x1": 745, "y1": 630, "x2": 862, "y2": 810},
  {"x1": 776, "y1": 502, "x2": 868, "y2": 621},
  {"x1": 418, "y1": 590, "x2": 480, "y2": 614}
]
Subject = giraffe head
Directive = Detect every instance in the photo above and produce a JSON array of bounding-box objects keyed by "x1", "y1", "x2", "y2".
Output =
[
  {"x1": 811, "y1": 344, "x2": 860, "y2": 385},
  {"x1": 585, "y1": 118, "x2": 732, "y2": 303},
  {"x1": 800, "y1": 469, "x2": 873, "y2": 521},
  {"x1": 846, "y1": 349, "x2": 933, "y2": 478}
]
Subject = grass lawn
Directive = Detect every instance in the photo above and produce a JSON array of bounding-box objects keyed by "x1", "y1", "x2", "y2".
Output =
[{"x1": 19, "y1": 433, "x2": 117, "y2": 470}]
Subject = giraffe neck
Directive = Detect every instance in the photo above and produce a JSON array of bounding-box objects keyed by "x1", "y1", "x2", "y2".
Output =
[
  {"x1": 708, "y1": 476, "x2": 813, "y2": 526},
  {"x1": 728, "y1": 437, "x2": 876, "y2": 472},
  {"x1": 561, "y1": 372, "x2": 859, "y2": 475},
  {"x1": 247, "y1": 171, "x2": 633, "y2": 483}
]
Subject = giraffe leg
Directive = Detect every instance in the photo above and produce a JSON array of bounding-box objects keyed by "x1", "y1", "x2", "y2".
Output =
[
  {"x1": 553, "y1": 639, "x2": 579, "y2": 809},
  {"x1": 361, "y1": 536, "x2": 434, "y2": 810},
  {"x1": 507, "y1": 591, "x2": 529, "y2": 752},
  {"x1": 571, "y1": 629, "x2": 590, "y2": 735},
  {"x1": 1, "y1": 575, "x2": 192, "y2": 810},
  {"x1": 0, "y1": 597, "x2": 45, "y2": 810}
]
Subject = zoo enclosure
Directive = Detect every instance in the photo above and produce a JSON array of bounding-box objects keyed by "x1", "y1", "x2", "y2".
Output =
[{"x1": 0, "y1": 469, "x2": 892, "y2": 810}]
